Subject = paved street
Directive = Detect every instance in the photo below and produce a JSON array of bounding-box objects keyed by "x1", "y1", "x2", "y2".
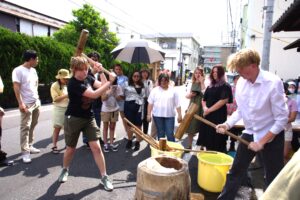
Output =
[{"x1": 0, "y1": 85, "x2": 263, "y2": 200}]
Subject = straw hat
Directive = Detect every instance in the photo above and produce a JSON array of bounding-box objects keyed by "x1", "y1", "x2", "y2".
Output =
[{"x1": 55, "y1": 69, "x2": 71, "y2": 79}]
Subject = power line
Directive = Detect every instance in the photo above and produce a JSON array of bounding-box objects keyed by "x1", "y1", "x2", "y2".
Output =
[
  {"x1": 82, "y1": 0, "x2": 167, "y2": 38},
  {"x1": 66, "y1": 0, "x2": 82, "y2": 8},
  {"x1": 103, "y1": 0, "x2": 167, "y2": 37},
  {"x1": 242, "y1": 25, "x2": 290, "y2": 44},
  {"x1": 67, "y1": 0, "x2": 143, "y2": 36}
]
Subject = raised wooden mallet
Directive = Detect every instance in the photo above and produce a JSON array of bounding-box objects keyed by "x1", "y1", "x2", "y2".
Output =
[
  {"x1": 74, "y1": 29, "x2": 116, "y2": 78},
  {"x1": 75, "y1": 29, "x2": 89, "y2": 56}
]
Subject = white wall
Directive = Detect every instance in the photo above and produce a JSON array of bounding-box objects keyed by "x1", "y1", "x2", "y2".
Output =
[
  {"x1": 20, "y1": 19, "x2": 33, "y2": 35},
  {"x1": 50, "y1": 27, "x2": 58, "y2": 36},
  {"x1": 270, "y1": 33, "x2": 300, "y2": 80},
  {"x1": 33, "y1": 23, "x2": 48, "y2": 36},
  {"x1": 19, "y1": 18, "x2": 53, "y2": 36},
  {"x1": 244, "y1": 0, "x2": 300, "y2": 80}
]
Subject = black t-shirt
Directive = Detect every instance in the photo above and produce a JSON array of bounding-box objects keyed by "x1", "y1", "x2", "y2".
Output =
[{"x1": 65, "y1": 75, "x2": 95, "y2": 118}]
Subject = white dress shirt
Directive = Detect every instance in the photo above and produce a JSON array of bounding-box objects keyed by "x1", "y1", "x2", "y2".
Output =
[{"x1": 226, "y1": 70, "x2": 288, "y2": 142}]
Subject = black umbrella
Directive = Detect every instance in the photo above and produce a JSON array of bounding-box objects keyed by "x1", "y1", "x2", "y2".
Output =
[{"x1": 111, "y1": 39, "x2": 165, "y2": 64}]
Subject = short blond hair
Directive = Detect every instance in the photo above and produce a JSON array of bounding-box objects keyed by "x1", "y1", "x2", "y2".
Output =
[
  {"x1": 70, "y1": 56, "x2": 89, "y2": 73},
  {"x1": 227, "y1": 48, "x2": 260, "y2": 71}
]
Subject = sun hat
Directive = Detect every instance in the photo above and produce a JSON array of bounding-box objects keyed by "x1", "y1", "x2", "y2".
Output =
[{"x1": 55, "y1": 69, "x2": 71, "y2": 79}]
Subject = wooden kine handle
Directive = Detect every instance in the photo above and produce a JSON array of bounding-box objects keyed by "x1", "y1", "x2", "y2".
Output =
[
  {"x1": 81, "y1": 53, "x2": 116, "y2": 77},
  {"x1": 75, "y1": 29, "x2": 89, "y2": 56},
  {"x1": 194, "y1": 114, "x2": 250, "y2": 146}
]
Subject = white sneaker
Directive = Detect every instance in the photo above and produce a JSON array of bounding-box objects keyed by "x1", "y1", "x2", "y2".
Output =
[
  {"x1": 29, "y1": 146, "x2": 40, "y2": 154},
  {"x1": 111, "y1": 144, "x2": 119, "y2": 152},
  {"x1": 22, "y1": 152, "x2": 32, "y2": 163}
]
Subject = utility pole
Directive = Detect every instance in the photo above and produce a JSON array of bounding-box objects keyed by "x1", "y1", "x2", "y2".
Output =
[
  {"x1": 178, "y1": 41, "x2": 182, "y2": 85},
  {"x1": 261, "y1": 0, "x2": 275, "y2": 71}
]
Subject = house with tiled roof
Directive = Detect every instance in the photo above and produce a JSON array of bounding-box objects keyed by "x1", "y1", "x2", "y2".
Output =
[{"x1": 0, "y1": 1, "x2": 67, "y2": 36}]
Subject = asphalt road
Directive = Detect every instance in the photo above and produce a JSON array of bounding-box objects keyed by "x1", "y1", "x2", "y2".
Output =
[{"x1": 0, "y1": 85, "x2": 264, "y2": 200}]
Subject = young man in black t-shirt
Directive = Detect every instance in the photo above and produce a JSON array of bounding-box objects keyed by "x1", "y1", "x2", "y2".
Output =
[{"x1": 58, "y1": 56, "x2": 115, "y2": 191}]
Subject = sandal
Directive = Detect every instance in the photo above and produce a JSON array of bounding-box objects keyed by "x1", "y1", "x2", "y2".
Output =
[{"x1": 51, "y1": 147, "x2": 59, "y2": 154}]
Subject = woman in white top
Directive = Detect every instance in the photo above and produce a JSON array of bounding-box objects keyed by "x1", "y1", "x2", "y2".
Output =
[
  {"x1": 147, "y1": 73, "x2": 182, "y2": 141},
  {"x1": 50, "y1": 69, "x2": 70, "y2": 153}
]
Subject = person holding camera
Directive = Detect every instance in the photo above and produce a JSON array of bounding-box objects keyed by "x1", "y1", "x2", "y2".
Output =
[{"x1": 101, "y1": 77, "x2": 123, "y2": 153}]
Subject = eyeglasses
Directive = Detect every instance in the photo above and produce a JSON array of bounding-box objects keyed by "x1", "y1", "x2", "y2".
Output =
[{"x1": 133, "y1": 75, "x2": 140, "y2": 78}]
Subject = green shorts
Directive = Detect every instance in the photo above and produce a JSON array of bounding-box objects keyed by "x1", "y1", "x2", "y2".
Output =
[{"x1": 64, "y1": 115, "x2": 101, "y2": 147}]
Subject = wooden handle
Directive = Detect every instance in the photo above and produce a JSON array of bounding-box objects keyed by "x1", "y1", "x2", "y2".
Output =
[
  {"x1": 172, "y1": 147, "x2": 218, "y2": 154},
  {"x1": 159, "y1": 138, "x2": 167, "y2": 151},
  {"x1": 175, "y1": 103, "x2": 199, "y2": 140},
  {"x1": 75, "y1": 29, "x2": 89, "y2": 56},
  {"x1": 124, "y1": 117, "x2": 159, "y2": 149},
  {"x1": 194, "y1": 114, "x2": 250, "y2": 146},
  {"x1": 81, "y1": 53, "x2": 116, "y2": 77}
]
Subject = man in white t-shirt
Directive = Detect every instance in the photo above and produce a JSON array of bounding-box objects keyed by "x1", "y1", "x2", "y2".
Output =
[{"x1": 12, "y1": 50, "x2": 41, "y2": 164}]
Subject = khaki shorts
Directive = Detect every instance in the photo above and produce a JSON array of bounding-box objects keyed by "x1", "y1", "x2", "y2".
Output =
[
  {"x1": 64, "y1": 115, "x2": 100, "y2": 147},
  {"x1": 101, "y1": 111, "x2": 119, "y2": 122}
]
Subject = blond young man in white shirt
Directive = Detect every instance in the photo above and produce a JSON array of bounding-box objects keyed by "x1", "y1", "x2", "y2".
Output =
[{"x1": 216, "y1": 49, "x2": 288, "y2": 200}]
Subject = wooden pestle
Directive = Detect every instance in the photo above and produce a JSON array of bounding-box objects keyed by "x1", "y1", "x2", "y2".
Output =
[{"x1": 194, "y1": 114, "x2": 250, "y2": 146}]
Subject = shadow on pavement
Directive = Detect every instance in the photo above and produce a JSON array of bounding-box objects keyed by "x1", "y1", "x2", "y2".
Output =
[{"x1": 36, "y1": 181, "x2": 99, "y2": 200}]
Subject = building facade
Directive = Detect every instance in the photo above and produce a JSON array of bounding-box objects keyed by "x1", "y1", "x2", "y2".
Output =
[
  {"x1": 142, "y1": 33, "x2": 201, "y2": 81},
  {"x1": 202, "y1": 45, "x2": 236, "y2": 73},
  {"x1": 0, "y1": 1, "x2": 67, "y2": 36},
  {"x1": 240, "y1": 0, "x2": 300, "y2": 80}
]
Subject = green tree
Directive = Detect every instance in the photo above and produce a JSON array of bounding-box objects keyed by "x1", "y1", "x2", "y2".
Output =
[{"x1": 53, "y1": 4, "x2": 119, "y2": 69}]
